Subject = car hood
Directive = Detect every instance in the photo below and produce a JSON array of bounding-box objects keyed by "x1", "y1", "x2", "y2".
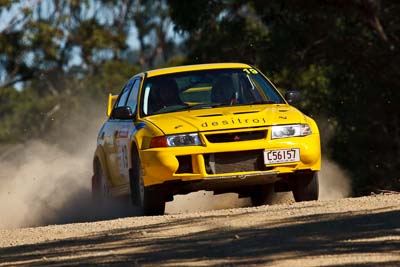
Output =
[{"x1": 143, "y1": 104, "x2": 306, "y2": 135}]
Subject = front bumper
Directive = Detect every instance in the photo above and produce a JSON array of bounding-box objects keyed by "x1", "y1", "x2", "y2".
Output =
[{"x1": 140, "y1": 130, "x2": 321, "y2": 187}]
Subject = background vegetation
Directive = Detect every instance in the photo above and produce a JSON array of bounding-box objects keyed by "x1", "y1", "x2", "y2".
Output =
[{"x1": 0, "y1": 0, "x2": 398, "y2": 195}]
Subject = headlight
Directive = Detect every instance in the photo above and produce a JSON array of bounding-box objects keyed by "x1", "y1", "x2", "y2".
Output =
[
  {"x1": 271, "y1": 124, "x2": 312, "y2": 139},
  {"x1": 167, "y1": 133, "x2": 202, "y2": 146},
  {"x1": 150, "y1": 133, "x2": 202, "y2": 148}
]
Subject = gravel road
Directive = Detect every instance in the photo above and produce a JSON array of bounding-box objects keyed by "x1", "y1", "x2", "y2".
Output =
[{"x1": 1, "y1": 194, "x2": 399, "y2": 266}]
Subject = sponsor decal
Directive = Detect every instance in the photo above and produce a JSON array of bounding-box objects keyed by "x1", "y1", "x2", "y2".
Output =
[
  {"x1": 118, "y1": 126, "x2": 129, "y2": 138},
  {"x1": 201, "y1": 117, "x2": 267, "y2": 127}
]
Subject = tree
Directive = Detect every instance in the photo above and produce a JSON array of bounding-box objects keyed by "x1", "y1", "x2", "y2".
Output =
[
  {"x1": 0, "y1": 0, "x2": 179, "y2": 143},
  {"x1": 168, "y1": 0, "x2": 400, "y2": 194}
]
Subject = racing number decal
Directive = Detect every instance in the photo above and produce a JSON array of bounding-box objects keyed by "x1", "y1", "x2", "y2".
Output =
[
  {"x1": 117, "y1": 130, "x2": 128, "y2": 176},
  {"x1": 243, "y1": 68, "x2": 258, "y2": 74},
  {"x1": 117, "y1": 137, "x2": 129, "y2": 176},
  {"x1": 117, "y1": 126, "x2": 130, "y2": 173}
]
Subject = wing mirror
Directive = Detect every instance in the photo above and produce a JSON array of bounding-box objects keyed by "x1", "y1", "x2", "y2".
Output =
[
  {"x1": 285, "y1": 91, "x2": 301, "y2": 105},
  {"x1": 111, "y1": 106, "x2": 134, "y2": 120}
]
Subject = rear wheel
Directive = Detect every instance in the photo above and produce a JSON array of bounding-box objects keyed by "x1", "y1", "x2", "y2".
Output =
[
  {"x1": 130, "y1": 153, "x2": 165, "y2": 216},
  {"x1": 292, "y1": 171, "x2": 319, "y2": 202},
  {"x1": 92, "y1": 162, "x2": 110, "y2": 205},
  {"x1": 251, "y1": 184, "x2": 275, "y2": 206}
]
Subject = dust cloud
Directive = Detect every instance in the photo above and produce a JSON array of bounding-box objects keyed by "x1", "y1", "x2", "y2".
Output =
[
  {"x1": 0, "y1": 106, "x2": 131, "y2": 229},
  {"x1": 0, "y1": 140, "x2": 91, "y2": 228},
  {"x1": 316, "y1": 117, "x2": 352, "y2": 199},
  {"x1": 271, "y1": 158, "x2": 352, "y2": 203},
  {"x1": 319, "y1": 158, "x2": 352, "y2": 200}
]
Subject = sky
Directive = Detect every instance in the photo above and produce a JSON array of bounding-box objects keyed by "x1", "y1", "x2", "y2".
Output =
[{"x1": 0, "y1": 2, "x2": 22, "y2": 32}]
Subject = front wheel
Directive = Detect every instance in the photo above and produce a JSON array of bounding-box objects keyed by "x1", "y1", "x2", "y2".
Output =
[
  {"x1": 292, "y1": 171, "x2": 319, "y2": 202},
  {"x1": 130, "y1": 155, "x2": 165, "y2": 216}
]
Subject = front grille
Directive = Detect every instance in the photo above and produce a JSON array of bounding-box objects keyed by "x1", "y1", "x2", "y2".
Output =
[
  {"x1": 205, "y1": 150, "x2": 265, "y2": 174},
  {"x1": 205, "y1": 130, "x2": 266, "y2": 143}
]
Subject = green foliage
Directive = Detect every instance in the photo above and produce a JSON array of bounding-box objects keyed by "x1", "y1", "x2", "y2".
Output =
[
  {"x1": 0, "y1": 0, "x2": 176, "y2": 144},
  {"x1": 0, "y1": 0, "x2": 12, "y2": 9},
  {"x1": 272, "y1": 64, "x2": 331, "y2": 116},
  {"x1": 82, "y1": 60, "x2": 140, "y2": 98},
  {"x1": 0, "y1": 0, "x2": 175, "y2": 89},
  {"x1": 0, "y1": 87, "x2": 57, "y2": 142},
  {"x1": 169, "y1": 0, "x2": 225, "y2": 33},
  {"x1": 0, "y1": 59, "x2": 139, "y2": 143}
]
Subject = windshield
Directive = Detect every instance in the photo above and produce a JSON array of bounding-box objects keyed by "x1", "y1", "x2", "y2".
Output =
[{"x1": 141, "y1": 68, "x2": 285, "y2": 116}]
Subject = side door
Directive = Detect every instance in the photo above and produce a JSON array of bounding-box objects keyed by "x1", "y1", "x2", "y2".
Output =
[
  {"x1": 112, "y1": 78, "x2": 141, "y2": 186},
  {"x1": 103, "y1": 79, "x2": 135, "y2": 187}
]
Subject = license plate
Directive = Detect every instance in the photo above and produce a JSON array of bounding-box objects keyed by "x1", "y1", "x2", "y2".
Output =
[{"x1": 264, "y1": 148, "x2": 300, "y2": 165}]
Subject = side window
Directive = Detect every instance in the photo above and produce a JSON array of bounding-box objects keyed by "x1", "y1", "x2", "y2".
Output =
[
  {"x1": 116, "y1": 80, "x2": 134, "y2": 108},
  {"x1": 126, "y1": 79, "x2": 140, "y2": 113}
]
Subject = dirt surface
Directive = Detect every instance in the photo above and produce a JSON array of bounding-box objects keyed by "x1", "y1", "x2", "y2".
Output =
[{"x1": 1, "y1": 194, "x2": 399, "y2": 266}]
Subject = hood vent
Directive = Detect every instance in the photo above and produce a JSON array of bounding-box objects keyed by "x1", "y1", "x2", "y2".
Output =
[
  {"x1": 197, "y1": 114, "x2": 223, "y2": 117},
  {"x1": 233, "y1": 111, "x2": 258, "y2": 115}
]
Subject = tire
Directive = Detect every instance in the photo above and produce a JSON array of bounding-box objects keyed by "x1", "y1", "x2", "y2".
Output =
[
  {"x1": 92, "y1": 162, "x2": 110, "y2": 205},
  {"x1": 292, "y1": 171, "x2": 319, "y2": 202},
  {"x1": 251, "y1": 184, "x2": 275, "y2": 206},
  {"x1": 93, "y1": 160, "x2": 135, "y2": 218},
  {"x1": 130, "y1": 153, "x2": 165, "y2": 216}
]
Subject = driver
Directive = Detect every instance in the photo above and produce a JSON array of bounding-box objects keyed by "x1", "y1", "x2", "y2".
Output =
[
  {"x1": 149, "y1": 78, "x2": 183, "y2": 113},
  {"x1": 211, "y1": 75, "x2": 238, "y2": 105}
]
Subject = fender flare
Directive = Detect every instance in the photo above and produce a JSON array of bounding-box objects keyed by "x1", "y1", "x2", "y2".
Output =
[{"x1": 128, "y1": 138, "x2": 140, "y2": 168}]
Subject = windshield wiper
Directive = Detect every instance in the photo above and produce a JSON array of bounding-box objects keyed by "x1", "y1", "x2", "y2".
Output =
[
  {"x1": 181, "y1": 103, "x2": 229, "y2": 110},
  {"x1": 248, "y1": 100, "x2": 277, "y2": 105}
]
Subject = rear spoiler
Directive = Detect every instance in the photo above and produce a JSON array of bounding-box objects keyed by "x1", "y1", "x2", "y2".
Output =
[{"x1": 107, "y1": 93, "x2": 118, "y2": 117}]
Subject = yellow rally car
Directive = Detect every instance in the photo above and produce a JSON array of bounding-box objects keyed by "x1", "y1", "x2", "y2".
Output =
[{"x1": 92, "y1": 63, "x2": 321, "y2": 215}]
